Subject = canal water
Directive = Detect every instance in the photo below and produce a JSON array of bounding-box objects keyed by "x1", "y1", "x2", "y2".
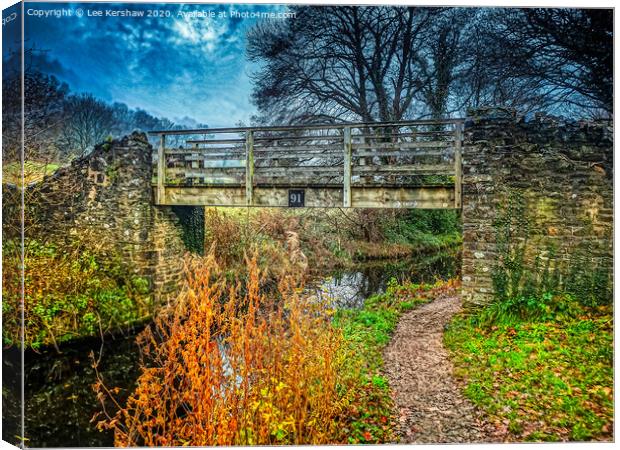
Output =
[{"x1": 10, "y1": 250, "x2": 459, "y2": 447}]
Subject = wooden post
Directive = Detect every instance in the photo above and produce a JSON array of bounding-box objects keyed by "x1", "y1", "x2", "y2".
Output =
[
  {"x1": 157, "y1": 134, "x2": 166, "y2": 204},
  {"x1": 245, "y1": 130, "x2": 254, "y2": 206},
  {"x1": 343, "y1": 127, "x2": 352, "y2": 207},
  {"x1": 454, "y1": 123, "x2": 463, "y2": 209},
  {"x1": 192, "y1": 143, "x2": 199, "y2": 169}
]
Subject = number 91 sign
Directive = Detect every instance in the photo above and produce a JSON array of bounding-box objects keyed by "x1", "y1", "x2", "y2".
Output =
[{"x1": 288, "y1": 190, "x2": 305, "y2": 207}]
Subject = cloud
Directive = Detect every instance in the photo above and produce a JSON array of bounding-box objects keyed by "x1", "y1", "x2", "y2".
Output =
[{"x1": 23, "y1": 1, "x2": 284, "y2": 127}]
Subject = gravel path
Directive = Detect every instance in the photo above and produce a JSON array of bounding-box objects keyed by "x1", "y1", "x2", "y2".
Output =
[{"x1": 383, "y1": 295, "x2": 500, "y2": 443}]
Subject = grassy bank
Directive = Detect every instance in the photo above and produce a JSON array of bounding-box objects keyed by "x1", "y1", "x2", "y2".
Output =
[
  {"x1": 445, "y1": 295, "x2": 613, "y2": 441},
  {"x1": 333, "y1": 278, "x2": 459, "y2": 443}
]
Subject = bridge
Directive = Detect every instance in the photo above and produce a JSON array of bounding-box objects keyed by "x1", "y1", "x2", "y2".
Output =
[
  {"x1": 149, "y1": 119, "x2": 464, "y2": 209},
  {"x1": 11, "y1": 108, "x2": 607, "y2": 306}
]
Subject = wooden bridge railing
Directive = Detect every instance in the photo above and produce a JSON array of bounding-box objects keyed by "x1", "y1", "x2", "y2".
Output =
[{"x1": 148, "y1": 119, "x2": 464, "y2": 209}]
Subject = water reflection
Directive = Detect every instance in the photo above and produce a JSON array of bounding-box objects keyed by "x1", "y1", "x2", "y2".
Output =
[
  {"x1": 314, "y1": 251, "x2": 459, "y2": 309},
  {"x1": 22, "y1": 333, "x2": 142, "y2": 447}
]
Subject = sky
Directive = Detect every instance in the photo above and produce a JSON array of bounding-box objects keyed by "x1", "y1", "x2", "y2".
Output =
[{"x1": 16, "y1": 2, "x2": 294, "y2": 127}]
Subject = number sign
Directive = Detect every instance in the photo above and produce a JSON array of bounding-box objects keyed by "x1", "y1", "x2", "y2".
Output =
[{"x1": 288, "y1": 190, "x2": 305, "y2": 207}]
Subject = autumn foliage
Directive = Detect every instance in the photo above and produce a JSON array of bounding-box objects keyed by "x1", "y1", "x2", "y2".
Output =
[{"x1": 94, "y1": 251, "x2": 356, "y2": 446}]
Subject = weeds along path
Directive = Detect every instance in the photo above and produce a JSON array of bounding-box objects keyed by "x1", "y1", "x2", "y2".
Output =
[{"x1": 383, "y1": 295, "x2": 497, "y2": 443}]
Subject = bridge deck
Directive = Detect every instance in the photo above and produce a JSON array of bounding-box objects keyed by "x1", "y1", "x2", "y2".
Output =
[{"x1": 149, "y1": 120, "x2": 463, "y2": 209}]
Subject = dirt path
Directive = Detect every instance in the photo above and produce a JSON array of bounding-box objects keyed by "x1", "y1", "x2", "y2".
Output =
[{"x1": 383, "y1": 295, "x2": 498, "y2": 443}]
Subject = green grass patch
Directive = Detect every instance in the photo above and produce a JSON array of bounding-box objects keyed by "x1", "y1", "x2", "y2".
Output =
[
  {"x1": 444, "y1": 296, "x2": 613, "y2": 442},
  {"x1": 333, "y1": 278, "x2": 458, "y2": 444},
  {"x1": 3, "y1": 160, "x2": 60, "y2": 185}
]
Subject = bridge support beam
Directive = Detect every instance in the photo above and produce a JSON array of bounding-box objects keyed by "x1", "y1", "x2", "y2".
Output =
[
  {"x1": 245, "y1": 131, "x2": 254, "y2": 206},
  {"x1": 157, "y1": 185, "x2": 455, "y2": 209},
  {"x1": 156, "y1": 133, "x2": 166, "y2": 204}
]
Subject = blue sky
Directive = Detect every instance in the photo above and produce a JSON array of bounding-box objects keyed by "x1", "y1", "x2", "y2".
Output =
[{"x1": 20, "y1": 2, "x2": 292, "y2": 127}]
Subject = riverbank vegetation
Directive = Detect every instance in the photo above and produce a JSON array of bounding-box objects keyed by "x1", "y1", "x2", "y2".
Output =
[
  {"x1": 2, "y1": 237, "x2": 151, "y2": 350},
  {"x1": 445, "y1": 296, "x2": 613, "y2": 441},
  {"x1": 96, "y1": 253, "x2": 347, "y2": 445},
  {"x1": 203, "y1": 207, "x2": 460, "y2": 277},
  {"x1": 2, "y1": 206, "x2": 460, "y2": 350},
  {"x1": 93, "y1": 250, "x2": 458, "y2": 446}
]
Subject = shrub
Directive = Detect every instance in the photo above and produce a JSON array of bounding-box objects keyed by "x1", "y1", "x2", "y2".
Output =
[
  {"x1": 94, "y1": 252, "x2": 356, "y2": 446},
  {"x1": 2, "y1": 238, "x2": 151, "y2": 349}
]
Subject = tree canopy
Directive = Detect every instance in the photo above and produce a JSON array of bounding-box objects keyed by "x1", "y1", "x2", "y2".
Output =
[{"x1": 247, "y1": 6, "x2": 613, "y2": 124}]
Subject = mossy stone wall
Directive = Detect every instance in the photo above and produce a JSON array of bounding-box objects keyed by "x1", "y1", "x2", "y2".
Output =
[
  {"x1": 461, "y1": 108, "x2": 613, "y2": 306},
  {"x1": 23, "y1": 132, "x2": 186, "y2": 304}
]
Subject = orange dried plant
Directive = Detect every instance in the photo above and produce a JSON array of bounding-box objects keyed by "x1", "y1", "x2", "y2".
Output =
[{"x1": 94, "y1": 251, "x2": 352, "y2": 446}]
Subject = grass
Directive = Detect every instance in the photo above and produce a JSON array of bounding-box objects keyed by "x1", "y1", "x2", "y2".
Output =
[
  {"x1": 333, "y1": 278, "x2": 459, "y2": 444},
  {"x1": 352, "y1": 232, "x2": 462, "y2": 261},
  {"x1": 444, "y1": 296, "x2": 613, "y2": 442},
  {"x1": 3, "y1": 160, "x2": 60, "y2": 185}
]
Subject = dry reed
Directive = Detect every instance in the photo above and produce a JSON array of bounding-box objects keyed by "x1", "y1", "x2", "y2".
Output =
[{"x1": 94, "y1": 251, "x2": 354, "y2": 446}]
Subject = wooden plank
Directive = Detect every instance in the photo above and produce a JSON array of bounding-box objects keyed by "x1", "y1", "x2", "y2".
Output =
[
  {"x1": 182, "y1": 154, "x2": 245, "y2": 162},
  {"x1": 351, "y1": 186, "x2": 455, "y2": 209},
  {"x1": 179, "y1": 152, "x2": 246, "y2": 160},
  {"x1": 353, "y1": 164, "x2": 454, "y2": 175},
  {"x1": 166, "y1": 148, "x2": 244, "y2": 155},
  {"x1": 176, "y1": 150, "x2": 342, "y2": 160},
  {"x1": 167, "y1": 167, "x2": 245, "y2": 176},
  {"x1": 352, "y1": 131, "x2": 455, "y2": 139},
  {"x1": 157, "y1": 134, "x2": 166, "y2": 204},
  {"x1": 159, "y1": 185, "x2": 455, "y2": 209},
  {"x1": 352, "y1": 141, "x2": 452, "y2": 150},
  {"x1": 204, "y1": 161, "x2": 245, "y2": 168},
  {"x1": 255, "y1": 152, "x2": 341, "y2": 160},
  {"x1": 185, "y1": 138, "x2": 245, "y2": 145},
  {"x1": 184, "y1": 145, "x2": 245, "y2": 152},
  {"x1": 253, "y1": 144, "x2": 342, "y2": 152},
  {"x1": 254, "y1": 166, "x2": 344, "y2": 174},
  {"x1": 454, "y1": 123, "x2": 463, "y2": 208},
  {"x1": 164, "y1": 186, "x2": 246, "y2": 205},
  {"x1": 166, "y1": 176, "x2": 240, "y2": 185},
  {"x1": 353, "y1": 149, "x2": 451, "y2": 158},
  {"x1": 255, "y1": 135, "x2": 343, "y2": 143},
  {"x1": 245, "y1": 131, "x2": 254, "y2": 206},
  {"x1": 170, "y1": 164, "x2": 452, "y2": 178},
  {"x1": 167, "y1": 141, "x2": 451, "y2": 155},
  {"x1": 178, "y1": 148, "x2": 443, "y2": 161},
  {"x1": 149, "y1": 119, "x2": 465, "y2": 136},
  {"x1": 343, "y1": 127, "x2": 352, "y2": 207},
  {"x1": 157, "y1": 180, "x2": 454, "y2": 188},
  {"x1": 253, "y1": 178, "x2": 344, "y2": 186}
]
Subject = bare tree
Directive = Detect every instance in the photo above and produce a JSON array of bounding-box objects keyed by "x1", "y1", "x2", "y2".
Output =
[
  {"x1": 463, "y1": 8, "x2": 613, "y2": 116},
  {"x1": 417, "y1": 9, "x2": 473, "y2": 119},
  {"x1": 247, "y1": 6, "x2": 443, "y2": 124},
  {"x1": 60, "y1": 94, "x2": 115, "y2": 157},
  {"x1": 247, "y1": 6, "x2": 612, "y2": 122}
]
